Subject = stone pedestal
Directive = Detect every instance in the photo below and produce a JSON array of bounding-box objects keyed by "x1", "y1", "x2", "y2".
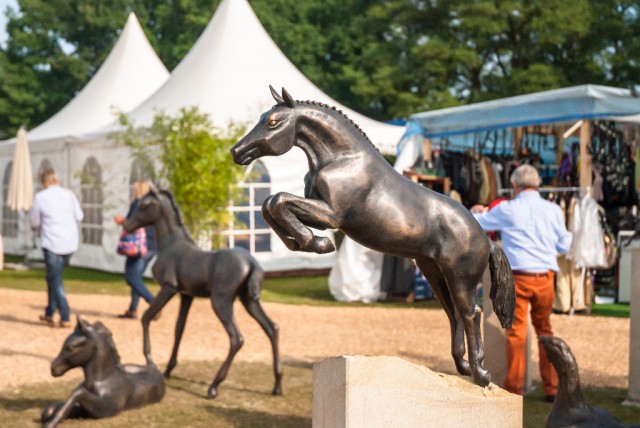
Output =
[
  {"x1": 625, "y1": 246, "x2": 640, "y2": 404},
  {"x1": 312, "y1": 355, "x2": 522, "y2": 428},
  {"x1": 482, "y1": 268, "x2": 533, "y2": 393}
]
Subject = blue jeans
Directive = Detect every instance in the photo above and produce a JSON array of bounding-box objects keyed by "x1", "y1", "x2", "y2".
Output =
[
  {"x1": 43, "y1": 249, "x2": 71, "y2": 322},
  {"x1": 124, "y1": 250, "x2": 156, "y2": 312}
]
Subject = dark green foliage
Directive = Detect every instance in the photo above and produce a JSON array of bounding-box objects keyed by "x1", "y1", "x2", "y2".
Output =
[{"x1": 1, "y1": 0, "x2": 639, "y2": 138}]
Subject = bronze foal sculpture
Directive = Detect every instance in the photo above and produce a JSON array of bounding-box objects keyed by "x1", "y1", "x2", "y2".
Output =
[
  {"x1": 42, "y1": 316, "x2": 164, "y2": 427},
  {"x1": 122, "y1": 188, "x2": 282, "y2": 399},
  {"x1": 230, "y1": 86, "x2": 515, "y2": 387}
]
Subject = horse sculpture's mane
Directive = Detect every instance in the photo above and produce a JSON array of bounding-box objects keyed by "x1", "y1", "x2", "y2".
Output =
[
  {"x1": 158, "y1": 189, "x2": 197, "y2": 245},
  {"x1": 92, "y1": 321, "x2": 123, "y2": 367},
  {"x1": 294, "y1": 100, "x2": 379, "y2": 153}
]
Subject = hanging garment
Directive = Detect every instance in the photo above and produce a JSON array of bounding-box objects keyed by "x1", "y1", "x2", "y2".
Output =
[
  {"x1": 553, "y1": 255, "x2": 590, "y2": 313},
  {"x1": 567, "y1": 195, "x2": 606, "y2": 269},
  {"x1": 328, "y1": 237, "x2": 384, "y2": 303}
]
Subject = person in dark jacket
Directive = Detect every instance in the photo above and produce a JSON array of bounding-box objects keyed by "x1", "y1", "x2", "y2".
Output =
[{"x1": 114, "y1": 180, "x2": 157, "y2": 319}]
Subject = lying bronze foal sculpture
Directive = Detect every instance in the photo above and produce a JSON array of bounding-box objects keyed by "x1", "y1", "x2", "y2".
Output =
[
  {"x1": 231, "y1": 86, "x2": 515, "y2": 387},
  {"x1": 123, "y1": 187, "x2": 282, "y2": 399},
  {"x1": 42, "y1": 316, "x2": 164, "y2": 427}
]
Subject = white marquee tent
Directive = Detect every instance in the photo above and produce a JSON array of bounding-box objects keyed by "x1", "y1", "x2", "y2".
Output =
[
  {"x1": 1, "y1": 0, "x2": 404, "y2": 273},
  {"x1": 0, "y1": 13, "x2": 170, "y2": 267}
]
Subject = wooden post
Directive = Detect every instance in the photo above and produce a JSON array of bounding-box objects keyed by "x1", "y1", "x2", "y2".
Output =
[
  {"x1": 422, "y1": 138, "x2": 432, "y2": 163},
  {"x1": 579, "y1": 121, "x2": 592, "y2": 197}
]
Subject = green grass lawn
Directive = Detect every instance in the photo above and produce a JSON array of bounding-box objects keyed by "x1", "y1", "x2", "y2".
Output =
[{"x1": 0, "y1": 255, "x2": 441, "y2": 309}]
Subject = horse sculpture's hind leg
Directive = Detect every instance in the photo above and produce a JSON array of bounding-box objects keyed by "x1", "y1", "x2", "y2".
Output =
[
  {"x1": 416, "y1": 259, "x2": 471, "y2": 376},
  {"x1": 263, "y1": 192, "x2": 339, "y2": 253},
  {"x1": 208, "y1": 291, "x2": 244, "y2": 399},
  {"x1": 444, "y1": 269, "x2": 491, "y2": 387},
  {"x1": 240, "y1": 293, "x2": 283, "y2": 395},
  {"x1": 142, "y1": 286, "x2": 177, "y2": 367},
  {"x1": 164, "y1": 294, "x2": 194, "y2": 378}
]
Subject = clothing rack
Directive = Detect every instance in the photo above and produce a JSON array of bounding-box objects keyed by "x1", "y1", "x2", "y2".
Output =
[{"x1": 497, "y1": 186, "x2": 584, "y2": 195}]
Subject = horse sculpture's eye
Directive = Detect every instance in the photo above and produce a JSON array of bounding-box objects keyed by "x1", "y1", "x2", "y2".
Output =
[{"x1": 267, "y1": 119, "x2": 279, "y2": 128}]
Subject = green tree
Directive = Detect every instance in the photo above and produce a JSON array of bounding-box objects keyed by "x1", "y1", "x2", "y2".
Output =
[
  {"x1": 2, "y1": 0, "x2": 640, "y2": 138},
  {"x1": 114, "y1": 108, "x2": 244, "y2": 248}
]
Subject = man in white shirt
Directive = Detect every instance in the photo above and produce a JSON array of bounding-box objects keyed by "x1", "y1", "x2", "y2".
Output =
[{"x1": 29, "y1": 168, "x2": 83, "y2": 328}]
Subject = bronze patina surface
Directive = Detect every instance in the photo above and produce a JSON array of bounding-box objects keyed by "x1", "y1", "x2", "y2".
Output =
[
  {"x1": 540, "y1": 336, "x2": 630, "y2": 428},
  {"x1": 231, "y1": 87, "x2": 515, "y2": 387},
  {"x1": 123, "y1": 188, "x2": 282, "y2": 399},
  {"x1": 42, "y1": 316, "x2": 164, "y2": 427}
]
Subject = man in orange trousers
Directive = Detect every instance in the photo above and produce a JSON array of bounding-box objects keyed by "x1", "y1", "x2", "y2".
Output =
[{"x1": 472, "y1": 165, "x2": 572, "y2": 400}]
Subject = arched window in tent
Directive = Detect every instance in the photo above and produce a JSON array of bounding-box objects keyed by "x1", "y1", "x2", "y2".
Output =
[
  {"x1": 225, "y1": 160, "x2": 271, "y2": 252},
  {"x1": 37, "y1": 159, "x2": 53, "y2": 191},
  {"x1": 2, "y1": 161, "x2": 19, "y2": 237},
  {"x1": 80, "y1": 157, "x2": 104, "y2": 245}
]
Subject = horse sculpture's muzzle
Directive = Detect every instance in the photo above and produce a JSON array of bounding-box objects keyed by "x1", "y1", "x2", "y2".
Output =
[
  {"x1": 230, "y1": 138, "x2": 265, "y2": 165},
  {"x1": 51, "y1": 358, "x2": 69, "y2": 377}
]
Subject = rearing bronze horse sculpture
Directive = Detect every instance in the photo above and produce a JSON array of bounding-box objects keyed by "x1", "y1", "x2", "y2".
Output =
[{"x1": 230, "y1": 86, "x2": 515, "y2": 387}]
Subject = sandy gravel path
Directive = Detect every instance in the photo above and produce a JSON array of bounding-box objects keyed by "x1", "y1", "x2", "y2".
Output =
[{"x1": 0, "y1": 288, "x2": 630, "y2": 392}]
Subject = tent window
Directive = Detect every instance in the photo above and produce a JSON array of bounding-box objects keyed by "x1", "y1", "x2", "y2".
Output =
[
  {"x1": 225, "y1": 161, "x2": 271, "y2": 253},
  {"x1": 1, "y1": 162, "x2": 19, "y2": 238},
  {"x1": 80, "y1": 156, "x2": 104, "y2": 245}
]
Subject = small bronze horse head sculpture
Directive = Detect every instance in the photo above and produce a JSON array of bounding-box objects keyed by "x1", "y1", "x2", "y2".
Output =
[
  {"x1": 41, "y1": 315, "x2": 164, "y2": 428},
  {"x1": 540, "y1": 336, "x2": 633, "y2": 428},
  {"x1": 122, "y1": 187, "x2": 282, "y2": 399},
  {"x1": 231, "y1": 86, "x2": 515, "y2": 387}
]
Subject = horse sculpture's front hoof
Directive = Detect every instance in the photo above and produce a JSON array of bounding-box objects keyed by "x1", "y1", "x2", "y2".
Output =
[
  {"x1": 312, "y1": 237, "x2": 335, "y2": 254},
  {"x1": 41, "y1": 404, "x2": 57, "y2": 423},
  {"x1": 272, "y1": 385, "x2": 282, "y2": 396},
  {"x1": 206, "y1": 385, "x2": 218, "y2": 399}
]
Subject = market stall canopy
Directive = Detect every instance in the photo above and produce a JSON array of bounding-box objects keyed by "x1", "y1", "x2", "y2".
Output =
[
  {"x1": 407, "y1": 85, "x2": 640, "y2": 138},
  {"x1": 24, "y1": 13, "x2": 169, "y2": 143},
  {"x1": 119, "y1": 0, "x2": 403, "y2": 154}
]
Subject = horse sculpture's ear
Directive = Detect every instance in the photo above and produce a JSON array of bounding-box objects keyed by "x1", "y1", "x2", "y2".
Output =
[
  {"x1": 148, "y1": 182, "x2": 158, "y2": 195},
  {"x1": 282, "y1": 87, "x2": 295, "y2": 108},
  {"x1": 77, "y1": 314, "x2": 92, "y2": 335},
  {"x1": 270, "y1": 85, "x2": 284, "y2": 105}
]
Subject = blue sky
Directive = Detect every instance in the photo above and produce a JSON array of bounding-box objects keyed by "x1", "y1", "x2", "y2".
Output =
[{"x1": 0, "y1": 0, "x2": 18, "y2": 47}]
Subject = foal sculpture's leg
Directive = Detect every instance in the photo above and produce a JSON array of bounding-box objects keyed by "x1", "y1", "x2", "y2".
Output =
[
  {"x1": 43, "y1": 387, "x2": 108, "y2": 428},
  {"x1": 416, "y1": 259, "x2": 471, "y2": 376},
  {"x1": 164, "y1": 294, "x2": 194, "y2": 378},
  {"x1": 142, "y1": 286, "x2": 176, "y2": 367},
  {"x1": 263, "y1": 192, "x2": 339, "y2": 253},
  {"x1": 208, "y1": 291, "x2": 244, "y2": 399},
  {"x1": 240, "y1": 293, "x2": 283, "y2": 395}
]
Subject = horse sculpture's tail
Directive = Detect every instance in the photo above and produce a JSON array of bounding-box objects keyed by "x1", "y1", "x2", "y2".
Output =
[
  {"x1": 247, "y1": 257, "x2": 265, "y2": 301},
  {"x1": 488, "y1": 240, "x2": 516, "y2": 328}
]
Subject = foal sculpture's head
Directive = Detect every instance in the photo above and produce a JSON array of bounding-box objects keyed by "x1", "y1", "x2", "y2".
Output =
[
  {"x1": 231, "y1": 86, "x2": 297, "y2": 165},
  {"x1": 51, "y1": 315, "x2": 98, "y2": 377},
  {"x1": 123, "y1": 187, "x2": 162, "y2": 233}
]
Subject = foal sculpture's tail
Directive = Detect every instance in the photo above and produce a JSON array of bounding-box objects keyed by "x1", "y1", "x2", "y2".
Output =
[{"x1": 488, "y1": 241, "x2": 516, "y2": 329}]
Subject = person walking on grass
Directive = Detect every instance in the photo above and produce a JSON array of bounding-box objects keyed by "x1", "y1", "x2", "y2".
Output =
[
  {"x1": 29, "y1": 168, "x2": 83, "y2": 328},
  {"x1": 114, "y1": 180, "x2": 157, "y2": 319}
]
